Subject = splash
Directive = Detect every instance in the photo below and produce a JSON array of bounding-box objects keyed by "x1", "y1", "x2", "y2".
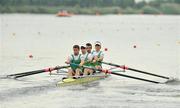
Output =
[{"x1": 165, "y1": 78, "x2": 180, "y2": 85}]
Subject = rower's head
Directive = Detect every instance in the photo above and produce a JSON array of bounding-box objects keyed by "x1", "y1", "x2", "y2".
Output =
[
  {"x1": 86, "y1": 43, "x2": 92, "y2": 53},
  {"x1": 95, "y1": 41, "x2": 101, "y2": 51},
  {"x1": 81, "y1": 46, "x2": 86, "y2": 54},
  {"x1": 73, "y1": 45, "x2": 80, "y2": 55}
]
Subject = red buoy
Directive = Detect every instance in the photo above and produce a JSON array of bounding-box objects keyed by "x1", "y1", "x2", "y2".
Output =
[{"x1": 29, "y1": 54, "x2": 33, "y2": 58}]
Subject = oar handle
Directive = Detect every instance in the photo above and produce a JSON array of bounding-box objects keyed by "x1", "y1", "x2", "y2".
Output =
[
  {"x1": 70, "y1": 63, "x2": 103, "y2": 71},
  {"x1": 70, "y1": 63, "x2": 122, "y2": 74}
]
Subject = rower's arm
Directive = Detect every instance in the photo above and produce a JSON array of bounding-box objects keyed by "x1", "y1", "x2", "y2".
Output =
[
  {"x1": 93, "y1": 56, "x2": 103, "y2": 62},
  {"x1": 65, "y1": 56, "x2": 71, "y2": 64},
  {"x1": 79, "y1": 60, "x2": 85, "y2": 67},
  {"x1": 79, "y1": 55, "x2": 85, "y2": 66},
  {"x1": 96, "y1": 52, "x2": 104, "y2": 62},
  {"x1": 97, "y1": 56, "x2": 103, "y2": 61}
]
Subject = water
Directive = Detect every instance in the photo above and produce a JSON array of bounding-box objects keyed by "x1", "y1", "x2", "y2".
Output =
[{"x1": 0, "y1": 14, "x2": 180, "y2": 108}]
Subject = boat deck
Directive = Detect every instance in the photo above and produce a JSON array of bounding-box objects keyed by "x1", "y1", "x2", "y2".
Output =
[{"x1": 56, "y1": 74, "x2": 109, "y2": 87}]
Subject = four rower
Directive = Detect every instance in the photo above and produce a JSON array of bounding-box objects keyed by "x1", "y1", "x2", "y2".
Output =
[{"x1": 65, "y1": 41, "x2": 104, "y2": 78}]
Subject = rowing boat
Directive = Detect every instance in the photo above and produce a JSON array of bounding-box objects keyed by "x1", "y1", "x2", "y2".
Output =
[
  {"x1": 56, "y1": 73, "x2": 109, "y2": 87},
  {"x1": 5, "y1": 62, "x2": 171, "y2": 84}
]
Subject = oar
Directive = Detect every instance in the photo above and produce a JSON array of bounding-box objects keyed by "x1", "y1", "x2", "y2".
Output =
[
  {"x1": 70, "y1": 63, "x2": 161, "y2": 84},
  {"x1": 7, "y1": 65, "x2": 70, "y2": 79},
  {"x1": 7, "y1": 65, "x2": 69, "y2": 77},
  {"x1": 110, "y1": 72, "x2": 160, "y2": 84},
  {"x1": 101, "y1": 61, "x2": 170, "y2": 79}
]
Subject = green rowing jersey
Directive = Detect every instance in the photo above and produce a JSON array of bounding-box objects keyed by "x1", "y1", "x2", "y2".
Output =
[
  {"x1": 70, "y1": 54, "x2": 81, "y2": 70},
  {"x1": 92, "y1": 51, "x2": 103, "y2": 66},
  {"x1": 83, "y1": 53, "x2": 91, "y2": 66}
]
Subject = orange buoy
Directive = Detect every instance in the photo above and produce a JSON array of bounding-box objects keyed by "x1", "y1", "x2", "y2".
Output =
[{"x1": 56, "y1": 10, "x2": 72, "y2": 17}]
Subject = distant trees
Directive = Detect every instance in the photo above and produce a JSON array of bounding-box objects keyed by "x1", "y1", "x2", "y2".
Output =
[
  {"x1": 0, "y1": 0, "x2": 135, "y2": 7},
  {"x1": 0, "y1": 0, "x2": 179, "y2": 14}
]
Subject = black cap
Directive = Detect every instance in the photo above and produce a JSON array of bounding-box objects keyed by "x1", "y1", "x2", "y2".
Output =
[{"x1": 81, "y1": 46, "x2": 86, "y2": 49}]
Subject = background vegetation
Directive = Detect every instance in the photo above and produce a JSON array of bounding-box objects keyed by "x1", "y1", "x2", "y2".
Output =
[{"x1": 0, "y1": 0, "x2": 180, "y2": 14}]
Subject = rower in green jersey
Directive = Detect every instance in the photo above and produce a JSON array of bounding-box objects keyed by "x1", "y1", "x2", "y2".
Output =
[
  {"x1": 80, "y1": 45, "x2": 94, "y2": 75},
  {"x1": 92, "y1": 41, "x2": 104, "y2": 70},
  {"x1": 65, "y1": 45, "x2": 84, "y2": 78}
]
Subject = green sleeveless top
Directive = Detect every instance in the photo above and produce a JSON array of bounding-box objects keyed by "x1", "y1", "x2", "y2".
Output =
[
  {"x1": 84, "y1": 53, "x2": 90, "y2": 66},
  {"x1": 70, "y1": 54, "x2": 81, "y2": 70},
  {"x1": 91, "y1": 51, "x2": 102, "y2": 67}
]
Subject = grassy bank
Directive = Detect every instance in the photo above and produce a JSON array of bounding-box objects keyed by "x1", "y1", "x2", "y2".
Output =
[{"x1": 0, "y1": 4, "x2": 180, "y2": 15}]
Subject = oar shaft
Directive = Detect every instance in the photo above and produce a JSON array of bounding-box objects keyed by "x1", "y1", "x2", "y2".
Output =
[
  {"x1": 7, "y1": 69, "x2": 44, "y2": 76},
  {"x1": 7, "y1": 65, "x2": 70, "y2": 78},
  {"x1": 101, "y1": 62, "x2": 119, "y2": 67},
  {"x1": 102, "y1": 62, "x2": 169, "y2": 79},
  {"x1": 128, "y1": 68, "x2": 169, "y2": 79},
  {"x1": 111, "y1": 72, "x2": 160, "y2": 84},
  {"x1": 14, "y1": 71, "x2": 45, "y2": 78}
]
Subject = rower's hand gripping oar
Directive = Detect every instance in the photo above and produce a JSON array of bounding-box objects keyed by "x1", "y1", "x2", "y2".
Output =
[
  {"x1": 70, "y1": 63, "x2": 161, "y2": 84},
  {"x1": 7, "y1": 65, "x2": 70, "y2": 79},
  {"x1": 101, "y1": 61, "x2": 170, "y2": 79}
]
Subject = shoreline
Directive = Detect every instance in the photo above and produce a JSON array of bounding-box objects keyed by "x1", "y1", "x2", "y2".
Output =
[{"x1": 0, "y1": 13, "x2": 180, "y2": 16}]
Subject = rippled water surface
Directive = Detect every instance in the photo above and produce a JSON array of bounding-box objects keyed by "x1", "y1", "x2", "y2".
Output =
[{"x1": 0, "y1": 14, "x2": 180, "y2": 108}]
